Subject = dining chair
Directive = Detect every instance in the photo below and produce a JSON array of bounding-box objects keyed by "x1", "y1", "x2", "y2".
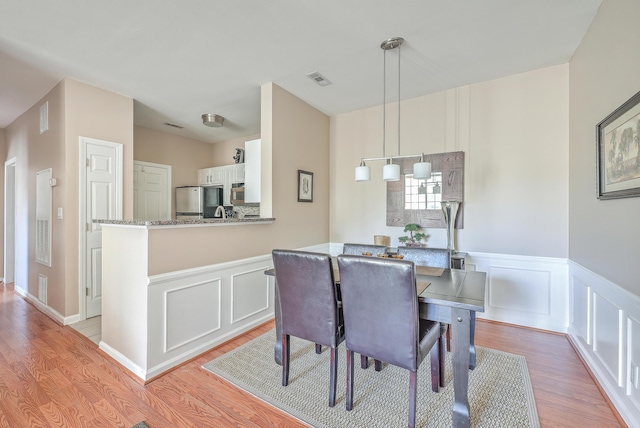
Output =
[
  {"x1": 342, "y1": 242, "x2": 388, "y2": 370},
  {"x1": 337, "y1": 254, "x2": 441, "y2": 428},
  {"x1": 272, "y1": 249, "x2": 345, "y2": 407},
  {"x1": 342, "y1": 243, "x2": 388, "y2": 256},
  {"x1": 397, "y1": 246, "x2": 451, "y2": 378}
]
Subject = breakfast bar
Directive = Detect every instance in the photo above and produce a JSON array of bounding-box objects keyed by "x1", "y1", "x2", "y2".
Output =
[{"x1": 96, "y1": 217, "x2": 276, "y2": 382}]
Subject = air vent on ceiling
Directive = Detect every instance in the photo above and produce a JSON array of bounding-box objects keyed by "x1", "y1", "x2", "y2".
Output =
[
  {"x1": 163, "y1": 122, "x2": 184, "y2": 129},
  {"x1": 306, "y1": 71, "x2": 332, "y2": 87}
]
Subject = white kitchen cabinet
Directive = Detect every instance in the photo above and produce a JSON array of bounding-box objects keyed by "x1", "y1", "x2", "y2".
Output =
[
  {"x1": 198, "y1": 167, "x2": 224, "y2": 186},
  {"x1": 244, "y1": 139, "x2": 261, "y2": 203},
  {"x1": 198, "y1": 164, "x2": 244, "y2": 205},
  {"x1": 222, "y1": 164, "x2": 245, "y2": 205}
]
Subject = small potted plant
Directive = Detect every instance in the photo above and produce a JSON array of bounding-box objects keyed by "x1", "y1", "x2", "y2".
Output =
[{"x1": 398, "y1": 223, "x2": 428, "y2": 247}]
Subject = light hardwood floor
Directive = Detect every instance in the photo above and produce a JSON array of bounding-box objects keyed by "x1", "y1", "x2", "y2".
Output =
[{"x1": 0, "y1": 283, "x2": 624, "y2": 427}]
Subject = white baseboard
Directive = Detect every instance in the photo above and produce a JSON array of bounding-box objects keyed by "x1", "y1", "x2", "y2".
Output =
[{"x1": 25, "y1": 293, "x2": 65, "y2": 324}]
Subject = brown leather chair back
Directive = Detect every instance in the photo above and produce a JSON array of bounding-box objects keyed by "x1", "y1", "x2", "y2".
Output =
[
  {"x1": 337, "y1": 254, "x2": 421, "y2": 371},
  {"x1": 342, "y1": 243, "x2": 388, "y2": 256},
  {"x1": 397, "y1": 246, "x2": 450, "y2": 268},
  {"x1": 272, "y1": 249, "x2": 342, "y2": 348}
]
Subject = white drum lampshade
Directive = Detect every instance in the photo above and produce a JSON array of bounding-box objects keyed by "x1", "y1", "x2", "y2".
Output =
[
  {"x1": 413, "y1": 161, "x2": 431, "y2": 180},
  {"x1": 383, "y1": 161, "x2": 400, "y2": 181},
  {"x1": 413, "y1": 153, "x2": 432, "y2": 180},
  {"x1": 355, "y1": 165, "x2": 371, "y2": 181},
  {"x1": 355, "y1": 159, "x2": 371, "y2": 181}
]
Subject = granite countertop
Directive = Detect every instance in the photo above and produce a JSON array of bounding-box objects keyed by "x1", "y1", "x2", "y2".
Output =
[{"x1": 93, "y1": 217, "x2": 275, "y2": 227}]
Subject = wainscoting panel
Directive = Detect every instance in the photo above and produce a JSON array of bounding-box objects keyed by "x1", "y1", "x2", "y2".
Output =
[
  {"x1": 568, "y1": 261, "x2": 640, "y2": 428},
  {"x1": 627, "y1": 315, "x2": 640, "y2": 410},
  {"x1": 593, "y1": 292, "x2": 622, "y2": 384},
  {"x1": 165, "y1": 279, "x2": 221, "y2": 352},
  {"x1": 570, "y1": 277, "x2": 590, "y2": 345},
  {"x1": 231, "y1": 268, "x2": 271, "y2": 323},
  {"x1": 145, "y1": 254, "x2": 274, "y2": 379},
  {"x1": 467, "y1": 252, "x2": 568, "y2": 333},
  {"x1": 488, "y1": 266, "x2": 550, "y2": 315}
]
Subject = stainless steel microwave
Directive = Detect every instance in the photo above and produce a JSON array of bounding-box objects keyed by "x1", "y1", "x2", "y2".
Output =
[{"x1": 230, "y1": 186, "x2": 244, "y2": 205}]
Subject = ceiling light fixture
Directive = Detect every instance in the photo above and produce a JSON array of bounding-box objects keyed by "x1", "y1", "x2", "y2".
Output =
[
  {"x1": 354, "y1": 37, "x2": 433, "y2": 183},
  {"x1": 202, "y1": 114, "x2": 225, "y2": 127}
]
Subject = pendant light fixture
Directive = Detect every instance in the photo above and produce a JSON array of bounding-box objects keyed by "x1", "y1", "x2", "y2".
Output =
[{"x1": 354, "y1": 37, "x2": 434, "y2": 183}]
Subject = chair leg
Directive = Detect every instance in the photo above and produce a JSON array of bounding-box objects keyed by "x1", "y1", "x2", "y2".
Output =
[
  {"x1": 374, "y1": 359, "x2": 382, "y2": 371},
  {"x1": 360, "y1": 354, "x2": 368, "y2": 369},
  {"x1": 329, "y1": 347, "x2": 338, "y2": 407},
  {"x1": 445, "y1": 323, "x2": 451, "y2": 352},
  {"x1": 282, "y1": 334, "x2": 290, "y2": 387},
  {"x1": 346, "y1": 350, "x2": 354, "y2": 411},
  {"x1": 430, "y1": 343, "x2": 440, "y2": 393},
  {"x1": 408, "y1": 371, "x2": 417, "y2": 428},
  {"x1": 315, "y1": 343, "x2": 322, "y2": 354}
]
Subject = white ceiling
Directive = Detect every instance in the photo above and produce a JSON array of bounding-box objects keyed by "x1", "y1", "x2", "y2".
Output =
[{"x1": 0, "y1": 0, "x2": 601, "y2": 144}]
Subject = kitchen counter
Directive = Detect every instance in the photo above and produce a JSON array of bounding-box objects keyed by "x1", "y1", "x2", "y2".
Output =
[{"x1": 93, "y1": 217, "x2": 275, "y2": 227}]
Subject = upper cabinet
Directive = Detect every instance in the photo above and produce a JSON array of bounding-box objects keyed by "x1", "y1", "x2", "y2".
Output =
[
  {"x1": 198, "y1": 163, "x2": 246, "y2": 205},
  {"x1": 244, "y1": 139, "x2": 261, "y2": 203},
  {"x1": 198, "y1": 167, "x2": 224, "y2": 186},
  {"x1": 228, "y1": 163, "x2": 244, "y2": 184}
]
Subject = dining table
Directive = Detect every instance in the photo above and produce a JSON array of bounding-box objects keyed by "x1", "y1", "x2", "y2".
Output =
[{"x1": 264, "y1": 258, "x2": 486, "y2": 428}]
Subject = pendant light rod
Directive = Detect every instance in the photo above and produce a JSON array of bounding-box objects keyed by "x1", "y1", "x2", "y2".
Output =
[
  {"x1": 397, "y1": 39, "x2": 401, "y2": 157},
  {"x1": 381, "y1": 37, "x2": 404, "y2": 158},
  {"x1": 382, "y1": 45, "x2": 386, "y2": 158}
]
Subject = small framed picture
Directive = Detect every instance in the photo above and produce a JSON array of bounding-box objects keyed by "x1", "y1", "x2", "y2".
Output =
[
  {"x1": 596, "y1": 90, "x2": 640, "y2": 200},
  {"x1": 297, "y1": 170, "x2": 313, "y2": 202}
]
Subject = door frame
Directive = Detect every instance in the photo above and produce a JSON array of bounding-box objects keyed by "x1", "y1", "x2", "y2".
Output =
[
  {"x1": 4, "y1": 158, "x2": 16, "y2": 284},
  {"x1": 78, "y1": 137, "x2": 123, "y2": 321}
]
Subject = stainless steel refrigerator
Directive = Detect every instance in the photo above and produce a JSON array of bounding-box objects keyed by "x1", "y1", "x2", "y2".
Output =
[
  {"x1": 175, "y1": 186, "x2": 204, "y2": 220},
  {"x1": 175, "y1": 185, "x2": 224, "y2": 220}
]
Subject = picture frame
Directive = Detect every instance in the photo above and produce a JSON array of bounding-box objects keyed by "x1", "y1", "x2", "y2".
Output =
[
  {"x1": 596, "y1": 90, "x2": 640, "y2": 200},
  {"x1": 297, "y1": 170, "x2": 313, "y2": 202}
]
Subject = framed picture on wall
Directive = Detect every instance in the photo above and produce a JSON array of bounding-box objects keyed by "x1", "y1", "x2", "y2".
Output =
[
  {"x1": 596, "y1": 90, "x2": 640, "y2": 200},
  {"x1": 297, "y1": 170, "x2": 313, "y2": 202}
]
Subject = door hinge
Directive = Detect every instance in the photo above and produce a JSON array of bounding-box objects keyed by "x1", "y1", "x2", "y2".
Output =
[
  {"x1": 86, "y1": 158, "x2": 90, "y2": 167},
  {"x1": 85, "y1": 287, "x2": 89, "y2": 296},
  {"x1": 87, "y1": 223, "x2": 91, "y2": 232}
]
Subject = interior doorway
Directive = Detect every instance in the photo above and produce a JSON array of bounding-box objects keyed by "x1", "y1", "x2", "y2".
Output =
[{"x1": 4, "y1": 158, "x2": 15, "y2": 284}]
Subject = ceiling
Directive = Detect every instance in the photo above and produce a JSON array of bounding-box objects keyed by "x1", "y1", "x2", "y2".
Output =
[{"x1": 0, "y1": 0, "x2": 602, "y2": 144}]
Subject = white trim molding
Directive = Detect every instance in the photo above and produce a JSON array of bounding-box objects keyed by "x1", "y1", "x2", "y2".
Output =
[{"x1": 568, "y1": 260, "x2": 640, "y2": 428}]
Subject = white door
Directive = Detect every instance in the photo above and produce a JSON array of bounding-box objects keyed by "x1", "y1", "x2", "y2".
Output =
[
  {"x1": 133, "y1": 161, "x2": 171, "y2": 220},
  {"x1": 81, "y1": 137, "x2": 122, "y2": 319}
]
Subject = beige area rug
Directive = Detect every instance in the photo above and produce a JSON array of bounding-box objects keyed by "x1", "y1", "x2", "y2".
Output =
[{"x1": 202, "y1": 331, "x2": 539, "y2": 427}]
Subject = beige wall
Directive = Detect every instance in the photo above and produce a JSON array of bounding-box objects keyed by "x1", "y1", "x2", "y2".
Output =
[
  {"x1": 210, "y1": 133, "x2": 260, "y2": 167},
  {"x1": 6, "y1": 82, "x2": 66, "y2": 311},
  {"x1": 147, "y1": 84, "x2": 330, "y2": 275},
  {"x1": 331, "y1": 65, "x2": 569, "y2": 257},
  {"x1": 4, "y1": 78, "x2": 133, "y2": 316},
  {"x1": 569, "y1": 0, "x2": 640, "y2": 294},
  {"x1": 134, "y1": 125, "x2": 214, "y2": 186}
]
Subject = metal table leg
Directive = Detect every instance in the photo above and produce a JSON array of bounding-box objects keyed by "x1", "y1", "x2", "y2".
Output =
[{"x1": 451, "y1": 307, "x2": 471, "y2": 428}]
